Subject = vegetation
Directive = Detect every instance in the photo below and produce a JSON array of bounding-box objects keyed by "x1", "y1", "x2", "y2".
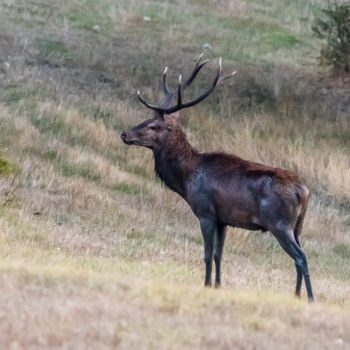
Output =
[
  {"x1": 0, "y1": 155, "x2": 17, "y2": 176},
  {"x1": 0, "y1": 0, "x2": 349, "y2": 348},
  {"x1": 312, "y1": 2, "x2": 350, "y2": 73}
]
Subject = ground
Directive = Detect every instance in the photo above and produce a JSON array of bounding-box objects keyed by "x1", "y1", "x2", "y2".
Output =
[{"x1": 0, "y1": 0, "x2": 349, "y2": 349}]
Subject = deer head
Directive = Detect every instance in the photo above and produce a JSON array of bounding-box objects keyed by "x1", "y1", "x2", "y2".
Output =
[{"x1": 121, "y1": 55, "x2": 236, "y2": 150}]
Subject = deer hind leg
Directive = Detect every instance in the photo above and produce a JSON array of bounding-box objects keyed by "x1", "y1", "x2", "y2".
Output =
[
  {"x1": 292, "y1": 201, "x2": 310, "y2": 297},
  {"x1": 293, "y1": 242, "x2": 314, "y2": 302},
  {"x1": 293, "y1": 212, "x2": 308, "y2": 296},
  {"x1": 213, "y1": 224, "x2": 227, "y2": 288},
  {"x1": 271, "y1": 224, "x2": 314, "y2": 302},
  {"x1": 199, "y1": 218, "x2": 216, "y2": 287},
  {"x1": 295, "y1": 261, "x2": 303, "y2": 298}
]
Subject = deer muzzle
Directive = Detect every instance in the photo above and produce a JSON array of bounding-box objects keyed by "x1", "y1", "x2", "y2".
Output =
[{"x1": 120, "y1": 131, "x2": 134, "y2": 145}]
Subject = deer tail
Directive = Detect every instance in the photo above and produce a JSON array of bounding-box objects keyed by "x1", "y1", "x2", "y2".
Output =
[{"x1": 294, "y1": 184, "x2": 309, "y2": 247}]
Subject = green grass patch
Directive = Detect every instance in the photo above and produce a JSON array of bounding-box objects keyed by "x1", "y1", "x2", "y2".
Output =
[
  {"x1": 68, "y1": 11, "x2": 99, "y2": 31},
  {"x1": 90, "y1": 106, "x2": 126, "y2": 131},
  {"x1": 67, "y1": 3, "x2": 111, "y2": 34},
  {"x1": 127, "y1": 230, "x2": 155, "y2": 241},
  {"x1": 41, "y1": 150, "x2": 59, "y2": 162},
  {"x1": 188, "y1": 234, "x2": 203, "y2": 246},
  {"x1": 29, "y1": 109, "x2": 92, "y2": 148},
  {"x1": 0, "y1": 155, "x2": 17, "y2": 175},
  {"x1": 267, "y1": 32, "x2": 298, "y2": 49},
  {"x1": 36, "y1": 38, "x2": 70, "y2": 58},
  {"x1": 60, "y1": 161, "x2": 101, "y2": 182},
  {"x1": 333, "y1": 243, "x2": 350, "y2": 259},
  {"x1": 125, "y1": 164, "x2": 152, "y2": 179},
  {"x1": 41, "y1": 150, "x2": 101, "y2": 182},
  {"x1": 109, "y1": 181, "x2": 146, "y2": 195},
  {"x1": 30, "y1": 114, "x2": 66, "y2": 136},
  {"x1": 1, "y1": 84, "x2": 26, "y2": 103}
]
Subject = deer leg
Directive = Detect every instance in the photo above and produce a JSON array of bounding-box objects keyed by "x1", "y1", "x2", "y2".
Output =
[
  {"x1": 213, "y1": 224, "x2": 226, "y2": 288},
  {"x1": 295, "y1": 262, "x2": 303, "y2": 298},
  {"x1": 294, "y1": 224, "x2": 303, "y2": 297},
  {"x1": 293, "y1": 210, "x2": 308, "y2": 298},
  {"x1": 293, "y1": 243, "x2": 314, "y2": 302},
  {"x1": 199, "y1": 218, "x2": 216, "y2": 287},
  {"x1": 271, "y1": 226, "x2": 314, "y2": 302}
]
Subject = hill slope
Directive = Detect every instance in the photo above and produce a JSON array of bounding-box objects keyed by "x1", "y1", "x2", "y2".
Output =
[{"x1": 0, "y1": 0, "x2": 350, "y2": 348}]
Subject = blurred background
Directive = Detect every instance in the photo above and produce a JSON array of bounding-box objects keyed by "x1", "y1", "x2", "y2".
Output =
[{"x1": 0, "y1": 0, "x2": 349, "y2": 349}]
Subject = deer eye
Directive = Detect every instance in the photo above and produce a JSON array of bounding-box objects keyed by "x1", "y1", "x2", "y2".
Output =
[{"x1": 149, "y1": 125, "x2": 157, "y2": 130}]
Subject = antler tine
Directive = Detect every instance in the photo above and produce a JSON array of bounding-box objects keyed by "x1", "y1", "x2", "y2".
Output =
[
  {"x1": 163, "y1": 66, "x2": 171, "y2": 95},
  {"x1": 177, "y1": 75, "x2": 182, "y2": 107},
  {"x1": 183, "y1": 53, "x2": 210, "y2": 89},
  {"x1": 218, "y1": 70, "x2": 237, "y2": 85}
]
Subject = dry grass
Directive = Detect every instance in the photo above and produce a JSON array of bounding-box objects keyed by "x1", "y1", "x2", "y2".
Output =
[
  {"x1": 1, "y1": 271, "x2": 350, "y2": 350},
  {"x1": 0, "y1": 0, "x2": 350, "y2": 348}
]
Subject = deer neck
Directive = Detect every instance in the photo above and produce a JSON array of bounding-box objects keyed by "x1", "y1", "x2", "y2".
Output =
[{"x1": 153, "y1": 128, "x2": 200, "y2": 198}]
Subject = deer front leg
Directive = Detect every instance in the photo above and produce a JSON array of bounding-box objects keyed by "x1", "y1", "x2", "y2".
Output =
[
  {"x1": 199, "y1": 218, "x2": 216, "y2": 287},
  {"x1": 214, "y1": 224, "x2": 227, "y2": 288}
]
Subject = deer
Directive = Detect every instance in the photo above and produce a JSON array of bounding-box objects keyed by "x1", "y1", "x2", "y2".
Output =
[{"x1": 121, "y1": 55, "x2": 314, "y2": 302}]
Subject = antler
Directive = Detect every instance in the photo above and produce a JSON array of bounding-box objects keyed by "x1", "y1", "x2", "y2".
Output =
[
  {"x1": 137, "y1": 55, "x2": 236, "y2": 115},
  {"x1": 182, "y1": 53, "x2": 210, "y2": 89}
]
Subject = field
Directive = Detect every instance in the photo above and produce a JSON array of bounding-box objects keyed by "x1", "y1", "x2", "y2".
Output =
[{"x1": 0, "y1": 0, "x2": 350, "y2": 348}]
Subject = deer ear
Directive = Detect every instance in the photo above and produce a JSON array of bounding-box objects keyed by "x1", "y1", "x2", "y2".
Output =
[{"x1": 165, "y1": 111, "x2": 179, "y2": 119}]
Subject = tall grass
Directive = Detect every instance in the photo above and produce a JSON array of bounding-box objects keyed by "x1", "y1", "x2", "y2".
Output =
[{"x1": 0, "y1": 0, "x2": 349, "y2": 348}]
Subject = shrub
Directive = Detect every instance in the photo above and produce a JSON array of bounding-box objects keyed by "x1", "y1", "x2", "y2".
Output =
[{"x1": 312, "y1": 2, "x2": 350, "y2": 74}]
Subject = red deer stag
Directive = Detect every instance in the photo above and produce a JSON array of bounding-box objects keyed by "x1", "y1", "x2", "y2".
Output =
[{"x1": 121, "y1": 55, "x2": 314, "y2": 302}]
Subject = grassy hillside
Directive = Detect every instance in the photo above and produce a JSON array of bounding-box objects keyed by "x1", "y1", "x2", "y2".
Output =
[{"x1": 0, "y1": 0, "x2": 350, "y2": 348}]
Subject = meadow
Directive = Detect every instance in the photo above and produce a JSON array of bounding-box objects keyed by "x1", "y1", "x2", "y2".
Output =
[{"x1": 0, "y1": 0, "x2": 349, "y2": 348}]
